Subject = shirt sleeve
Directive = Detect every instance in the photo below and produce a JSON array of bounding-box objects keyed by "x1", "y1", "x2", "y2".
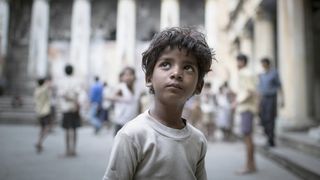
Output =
[
  {"x1": 195, "y1": 140, "x2": 207, "y2": 180},
  {"x1": 237, "y1": 73, "x2": 257, "y2": 104},
  {"x1": 103, "y1": 133, "x2": 140, "y2": 180}
]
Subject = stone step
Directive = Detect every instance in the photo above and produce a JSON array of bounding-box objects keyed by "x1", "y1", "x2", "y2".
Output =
[
  {"x1": 0, "y1": 111, "x2": 37, "y2": 125},
  {"x1": 0, "y1": 96, "x2": 37, "y2": 124},
  {"x1": 278, "y1": 132, "x2": 320, "y2": 158},
  {"x1": 257, "y1": 145, "x2": 320, "y2": 180},
  {"x1": 0, "y1": 108, "x2": 35, "y2": 113}
]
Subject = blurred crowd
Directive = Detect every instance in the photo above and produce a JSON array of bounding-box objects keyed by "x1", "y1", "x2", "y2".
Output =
[{"x1": 32, "y1": 54, "x2": 283, "y2": 163}]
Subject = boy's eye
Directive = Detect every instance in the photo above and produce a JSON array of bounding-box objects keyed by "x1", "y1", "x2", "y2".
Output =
[
  {"x1": 160, "y1": 62, "x2": 171, "y2": 69},
  {"x1": 185, "y1": 65, "x2": 195, "y2": 72}
]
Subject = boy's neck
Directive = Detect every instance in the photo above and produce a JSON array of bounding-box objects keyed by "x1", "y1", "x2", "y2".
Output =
[{"x1": 149, "y1": 101, "x2": 185, "y2": 129}]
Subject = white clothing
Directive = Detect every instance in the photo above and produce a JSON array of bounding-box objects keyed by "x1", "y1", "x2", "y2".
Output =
[
  {"x1": 103, "y1": 110, "x2": 207, "y2": 180},
  {"x1": 200, "y1": 91, "x2": 216, "y2": 124},
  {"x1": 113, "y1": 83, "x2": 139, "y2": 125},
  {"x1": 58, "y1": 76, "x2": 80, "y2": 113},
  {"x1": 216, "y1": 92, "x2": 233, "y2": 128},
  {"x1": 102, "y1": 86, "x2": 112, "y2": 109},
  {"x1": 200, "y1": 92, "x2": 215, "y2": 114}
]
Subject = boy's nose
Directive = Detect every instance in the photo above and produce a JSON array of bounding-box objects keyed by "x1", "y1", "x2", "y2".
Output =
[{"x1": 170, "y1": 67, "x2": 183, "y2": 81}]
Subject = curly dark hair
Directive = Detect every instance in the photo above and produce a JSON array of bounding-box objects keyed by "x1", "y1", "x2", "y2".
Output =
[{"x1": 142, "y1": 27, "x2": 214, "y2": 88}]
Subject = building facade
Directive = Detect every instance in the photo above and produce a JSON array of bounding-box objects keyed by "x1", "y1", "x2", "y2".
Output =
[
  {"x1": 215, "y1": 0, "x2": 320, "y2": 132},
  {"x1": 0, "y1": 0, "x2": 319, "y2": 132}
]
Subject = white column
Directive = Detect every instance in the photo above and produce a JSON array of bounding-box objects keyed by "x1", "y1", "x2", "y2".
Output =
[
  {"x1": 160, "y1": 0, "x2": 179, "y2": 29},
  {"x1": 205, "y1": 0, "x2": 217, "y2": 50},
  {"x1": 116, "y1": 0, "x2": 136, "y2": 68},
  {"x1": 0, "y1": 0, "x2": 9, "y2": 57},
  {"x1": 0, "y1": 0, "x2": 9, "y2": 77},
  {"x1": 28, "y1": 0, "x2": 49, "y2": 78},
  {"x1": 70, "y1": 0, "x2": 91, "y2": 81},
  {"x1": 240, "y1": 32, "x2": 254, "y2": 71},
  {"x1": 277, "y1": 0, "x2": 312, "y2": 130},
  {"x1": 254, "y1": 7, "x2": 275, "y2": 72}
]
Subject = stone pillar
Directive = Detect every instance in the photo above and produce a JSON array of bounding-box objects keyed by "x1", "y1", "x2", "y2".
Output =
[
  {"x1": 205, "y1": 0, "x2": 217, "y2": 49},
  {"x1": 28, "y1": 0, "x2": 49, "y2": 78},
  {"x1": 116, "y1": 0, "x2": 136, "y2": 68},
  {"x1": 160, "y1": 0, "x2": 179, "y2": 29},
  {"x1": 240, "y1": 32, "x2": 254, "y2": 72},
  {"x1": 0, "y1": 0, "x2": 9, "y2": 77},
  {"x1": 277, "y1": 0, "x2": 312, "y2": 130},
  {"x1": 70, "y1": 0, "x2": 91, "y2": 81},
  {"x1": 254, "y1": 7, "x2": 275, "y2": 72},
  {"x1": 0, "y1": 0, "x2": 8, "y2": 57}
]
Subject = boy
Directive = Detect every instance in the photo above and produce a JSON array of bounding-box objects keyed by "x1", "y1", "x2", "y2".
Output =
[
  {"x1": 102, "y1": 27, "x2": 213, "y2": 180},
  {"x1": 34, "y1": 78, "x2": 51, "y2": 153},
  {"x1": 233, "y1": 54, "x2": 258, "y2": 174}
]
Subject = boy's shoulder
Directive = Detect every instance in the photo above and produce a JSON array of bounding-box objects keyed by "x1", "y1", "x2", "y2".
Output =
[
  {"x1": 118, "y1": 112, "x2": 150, "y2": 137},
  {"x1": 186, "y1": 122, "x2": 207, "y2": 143}
]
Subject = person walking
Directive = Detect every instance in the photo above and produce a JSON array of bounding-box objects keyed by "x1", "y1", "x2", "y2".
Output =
[
  {"x1": 258, "y1": 57, "x2": 283, "y2": 147},
  {"x1": 89, "y1": 76, "x2": 104, "y2": 134},
  {"x1": 34, "y1": 78, "x2": 51, "y2": 153}
]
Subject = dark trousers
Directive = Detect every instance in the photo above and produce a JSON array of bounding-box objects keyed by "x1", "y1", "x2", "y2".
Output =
[{"x1": 259, "y1": 95, "x2": 277, "y2": 146}]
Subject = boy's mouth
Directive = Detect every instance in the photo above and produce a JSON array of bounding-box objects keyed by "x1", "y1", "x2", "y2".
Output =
[{"x1": 166, "y1": 83, "x2": 183, "y2": 90}]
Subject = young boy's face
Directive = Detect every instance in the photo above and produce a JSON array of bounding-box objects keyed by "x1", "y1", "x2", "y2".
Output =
[{"x1": 147, "y1": 47, "x2": 201, "y2": 105}]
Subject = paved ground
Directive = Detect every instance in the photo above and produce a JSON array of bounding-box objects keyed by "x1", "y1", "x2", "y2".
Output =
[{"x1": 0, "y1": 124, "x2": 301, "y2": 180}]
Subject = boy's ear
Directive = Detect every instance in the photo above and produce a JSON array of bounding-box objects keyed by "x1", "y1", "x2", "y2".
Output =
[
  {"x1": 194, "y1": 80, "x2": 204, "y2": 95},
  {"x1": 145, "y1": 77, "x2": 152, "y2": 87},
  {"x1": 146, "y1": 82, "x2": 152, "y2": 88}
]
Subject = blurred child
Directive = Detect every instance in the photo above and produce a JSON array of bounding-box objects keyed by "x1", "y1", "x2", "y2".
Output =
[
  {"x1": 216, "y1": 82, "x2": 235, "y2": 141},
  {"x1": 108, "y1": 67, "x2": 140, "y2": 136},
  {"x1": 34, "y1": 78, "x2": 51, "y2": 153},
  {"x1": 103, "y1": 27, "x2": 214, "y2": 180},
  {"x1": 200, "y1": 82, "x2": 216, "y2": 141}
]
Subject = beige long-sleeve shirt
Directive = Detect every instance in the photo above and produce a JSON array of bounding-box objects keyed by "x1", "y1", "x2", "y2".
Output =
[{"x1": 235, "y1": 68, "x2": 258, "y2": 114}]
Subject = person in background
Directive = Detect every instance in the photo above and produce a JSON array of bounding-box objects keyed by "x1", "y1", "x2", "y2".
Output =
[
  {"x1": 34, "y1": 78, "x2": 51, "y2": 153},
  {"x1": 108, "y1": 67, "x2": 139, "y2": 136},
  {"x1": 258, "y1": 57, "x2": 283, "y2": 148},
  {"x1": 215, "y1": 82, "x2": 235, "y2": 141},
  {"x1": 89, "y1": 76, "x2": 104, "y2": 134},
  {"x1": 200, "y1": 82, "x2": 216, "y2": 141},
  {"x1": 47, "y1": 76, "x2": 57, "y2": 133},
  {"x1": 233, "y1": 54, "x2": 258, "y2": 174},
  {"x1": 101, "y1": 81, "x2": 112, "y2": 129},
  {"x1": 59, "y1": 64, "x2": 81, "y2": 157}
]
